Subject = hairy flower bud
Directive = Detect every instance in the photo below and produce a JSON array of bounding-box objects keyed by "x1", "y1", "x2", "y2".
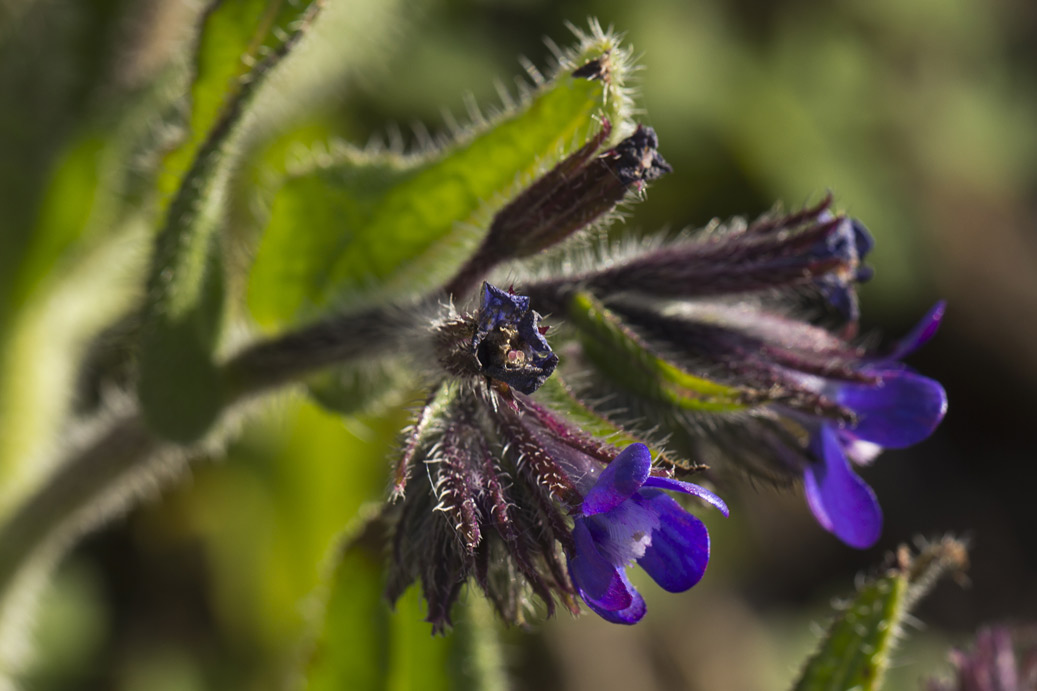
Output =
[
  {"x1": 525, "y1": 194, "x2": 872, "y2": 323},
  {"x1": 435, "y1": 282, "x2": 558, "y2": 395},
  {"x1": 444, "y1": 124, "x2": 672, "y2": 298}
]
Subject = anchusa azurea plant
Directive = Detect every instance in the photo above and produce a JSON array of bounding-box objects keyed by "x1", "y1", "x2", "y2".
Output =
[{"x1": 1, "y1": 10, "x2": 958, "y2": 688}]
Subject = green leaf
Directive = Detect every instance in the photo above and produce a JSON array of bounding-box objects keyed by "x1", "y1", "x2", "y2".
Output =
[
  {"x1": 247, "y1": 23, "x2": 636, "y2": 328},
  {"x1": 792, "y1": 537, "x2": 969, "y2": 691},
  {"x1": 156, "y1": 0, "x2": 322, "y2": 203},
  {"x1": 136, "y1": 0, "x2": 324, "y2": 442},
  {"x1": 567, "y1": 292, "x2": 750, "y2": 413},
  {"x1": 302, "y1": 509, "x2": 507, "y2": 691}
]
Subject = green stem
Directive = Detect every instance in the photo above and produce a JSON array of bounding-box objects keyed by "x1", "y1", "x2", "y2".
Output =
[
  {"x1": 0, "y1": 414, "x2": 159, "y2": 598},
  {"x1": 0, "y1": 298, "x2": 433, "y2": 607}
]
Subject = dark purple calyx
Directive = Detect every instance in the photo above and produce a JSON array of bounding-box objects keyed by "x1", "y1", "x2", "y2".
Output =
[
  {"x1": 603, "y1": 125, "x2": 672, "y2": 188},
  {"x1": 472, "y1": 283, "x2": 558, "y2": 394}
]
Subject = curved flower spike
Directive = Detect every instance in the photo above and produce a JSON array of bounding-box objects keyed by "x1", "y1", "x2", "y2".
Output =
[{"x1": 567, "y1": 443, "x2": 728, "y2": 624}]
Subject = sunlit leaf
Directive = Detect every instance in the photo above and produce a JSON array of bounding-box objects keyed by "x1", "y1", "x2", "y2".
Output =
[{"x1": 247, "y1": 23, "x2": 636, "y2": 328}]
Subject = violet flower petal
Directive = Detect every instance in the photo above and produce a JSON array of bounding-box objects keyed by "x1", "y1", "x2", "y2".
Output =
[
  {"x1": 635, "y1": 493, "x2": 710, "y2": 592},
  {"x1": 851, "y1": 219, "x2": 875, "y2": 262},
  {"x1": 886, "y1": 300, "x2": 946, "y2": 361},
  {"x1": 803, "y1": 425, "x2": 883, "y2": 549},
  {"x1": 568, "y1": 519, "x2": 632, "y2": 610},
  {"x1": 838, "y1": 369, "x2": 947, "y2": 448},
  {"x1": 642, "y1": 476, "x2": 731, "y2": 517},
  {"x1": 579, "y1": 569, "x2": 647, "y2": 625},
  {"x1": 582, "y1": 444, "x2": 652, "y2": 516},
  {"x1": 517, "y1": 310, "x2": 554, "y2": 363}
]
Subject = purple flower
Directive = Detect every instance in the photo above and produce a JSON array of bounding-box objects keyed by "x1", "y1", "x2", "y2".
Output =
[
  {"x1": 803, "y1": 302, "x2": 948, "y2": 548},
  {"x1": 567, "y1": 443, "x2": 728, "y2": 624}
]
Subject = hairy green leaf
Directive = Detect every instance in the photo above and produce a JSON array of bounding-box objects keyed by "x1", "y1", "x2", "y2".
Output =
[
  {"x1": 137, "y1": 0, "x2": 324, "y2": 442},
  {"x1": 248, "y1": 22, "x2": 637, "y2": 328},
  {"x1": 792, "y1": 537, "x2": 968, "y2": 691}
]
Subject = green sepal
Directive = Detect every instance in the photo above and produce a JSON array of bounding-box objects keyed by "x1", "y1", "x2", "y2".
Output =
[
  {"x1": 535, "y1": 375, "x2": 695, "y2": 471},
  {"x1": 247, "y1": 23, "x2": 636, "y2": 328},
  {"x1": 137, "y1": 0, "x2": 324, "y2": 442},
  {"x1": 567, "y1": 291, "x2": 750, "y2": 413},
  {"x1": 792, "y1": 537, "x2": 969, "y2": 691}
]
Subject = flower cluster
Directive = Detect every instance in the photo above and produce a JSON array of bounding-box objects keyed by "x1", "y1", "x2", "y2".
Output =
[
  {"x1": 387, "y1": 283, "x2": 726, "y2": 631},
  {"x1": 518, "y1": 195, "x2": 946, "y2": 548},
  {"x1": 384, "y1": 109, "x2": 946, "y2": 630}
]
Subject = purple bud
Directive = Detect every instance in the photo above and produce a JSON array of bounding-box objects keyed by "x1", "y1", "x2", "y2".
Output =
[
  {"x1": 523, "y1": 197, "x2": 872, "y2": 317},
  {"x1": 444, "y1": 124, "x2": 672, "y2": 298},
  {"x1": 603, "y1": 125, "x2": 673, "y2": 188}
]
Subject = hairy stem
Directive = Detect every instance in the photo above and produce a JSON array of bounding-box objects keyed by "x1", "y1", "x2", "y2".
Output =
[
  {"x1": 0, "y1": 298, "x2": 436, "y2": 610},
  {"x1": 0, "y1": 414, "x2": 159, "y2": 598},
  {"x1": 222, "y1": 299, "x2": 430, "y2": 401}
]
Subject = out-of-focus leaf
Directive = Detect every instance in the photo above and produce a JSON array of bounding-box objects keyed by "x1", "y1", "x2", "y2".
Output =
[
  {"x1": 136, "y1": 0, "x2": 324, "y2": 442},
  {"x1": 792, "y1": 537, "x2": 968, "y2": 691},
  {"x1": 567, "y1": 292, "x2": 749, "y2": 413},
  {"x1": 0, "y1": 59, "x2": 189, "y2": 507},
  {"x1": 185, "y1": 397, "x2": 403, "y2": 684},
  {"x1": 247, "y1": 23, "x2": 636, "y2": 328},
  {"x1": 301, "y1": 510, "x2": 391, "y2": 691},
  {"x1": 0, "y1": 0, "x2": 135, "y2": 329},
  {"x1": 301, "y1": 510, "x2": 506, "y2": 691},
  {"x1": 0, "y1": 223, "x2": 147, "y2": 512}
]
